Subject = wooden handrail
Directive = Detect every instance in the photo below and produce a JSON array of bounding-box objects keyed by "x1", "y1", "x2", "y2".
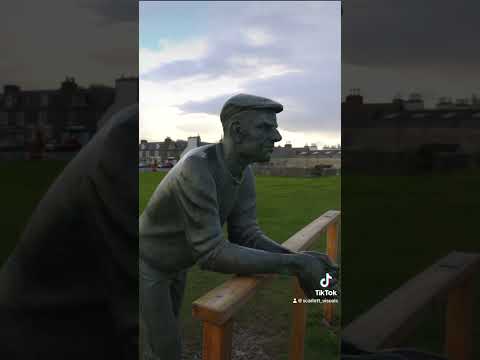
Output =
[
  {"x1": 343, "y1": 251, "x2": 480, "y2": 360},
  {"x1": 192, "y1": 210, "x2": 340, "y2": 323},
  {"x1": 192, "y1": 210, "x2": 341, "y2": 360}
]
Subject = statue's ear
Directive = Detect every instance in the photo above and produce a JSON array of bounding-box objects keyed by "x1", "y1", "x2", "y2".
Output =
[{"x1": 230, "y1": 120, "x2": 244, "y2": 144}]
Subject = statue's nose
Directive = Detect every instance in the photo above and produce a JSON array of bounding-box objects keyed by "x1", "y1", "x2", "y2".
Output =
[{"x1": 272, "y1": 129, "x2": 282, "y2": 142}]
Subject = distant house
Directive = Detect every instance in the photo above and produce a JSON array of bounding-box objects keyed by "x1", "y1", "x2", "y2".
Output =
[
  {"x1": 98, "y1": 76, "x2": 138, "y2": 129},
  {"x1": 252, "y1": 143, "x2": 341, "y2": 171},
  {"x1": 0, "y1": 77, "x2": 114, "y2": 156},
  {"x1": 271, "y1": 143, "x2": 341, "y2": 158},
  {"x1": 180, "y1": 136, "x2": 210, "y2": 158},
  {"x1": 139, "y1": 135, "x2": 211, "y2": 165},
  {"x1": 139, "y1": 137, "x2": 188, "y2": 165},
  {"x1": 342, "y1": 92, "x2": 480, "y2": 153},
  {"x1": 342, "y1": 91, "x2": 480, "y2": 171}
]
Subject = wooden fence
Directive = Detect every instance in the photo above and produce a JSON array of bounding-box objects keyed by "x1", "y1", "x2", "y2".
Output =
[
  {"x1": 192, "y1": 210, "x2": 341, "y2": 360},
  {"x1": 343, "y1": 251, "x2": 480, "y2": 360}
]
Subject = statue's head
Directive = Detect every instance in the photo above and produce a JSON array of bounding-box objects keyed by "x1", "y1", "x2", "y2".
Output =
[{"x1": 220, "y1": 94, "x2": 283, "y2": 163}]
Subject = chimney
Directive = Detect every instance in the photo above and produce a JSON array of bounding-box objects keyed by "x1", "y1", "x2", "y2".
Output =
[
  {"x1": 404, "y1": 93, "x2": 424, "y2": 111},
  {"x1": 345, "y1": 88, "x2": 363, "y2": 105},
  {"x1": 4, "y1": 84, "x2": 20, "y2": 95}
]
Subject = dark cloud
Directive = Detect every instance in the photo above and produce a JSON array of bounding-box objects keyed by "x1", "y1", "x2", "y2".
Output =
[
  {"x1": 245, "y1": 73, "x2": 340, "y2": 133},
  {"x1": 343, "y1": 0, "x2": 480, "y2": 68},
  {"x1": 342, "y1": 1, "x2": 480, "y2": 104},
  {"x1": 77, "y1": 0, "x2": 138, "y2": 23},
  {"x1": 144, "y1": 1, "x2": 340, "y2": 137},
  {"x1": 0, "y1": 1, "x2": 137, "y2": 90},
  {"x1": 180, "y1": 95, "x2": 229, "y2": 117},
  {"x1": 142, "y1": 37, "x2": 290, "y2": 83},
  {"x1": 178, "y1": 71, "x2": 340, "y2": 134}
]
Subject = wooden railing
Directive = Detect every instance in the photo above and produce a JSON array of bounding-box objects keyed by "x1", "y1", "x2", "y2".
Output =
[
  {"x1": 192, "y1": 210, "x2": 341, "y2": 360},
  {"x1": 343, "y1": 251, "x2": 480, "y2": 360}
]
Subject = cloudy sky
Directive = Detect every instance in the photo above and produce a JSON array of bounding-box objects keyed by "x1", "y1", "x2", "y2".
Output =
[
  {"x1": 140, "y1": 1, "x2": 341, "y2": 147},
  {"x1": 0, "y1": 0, "x2": 137, "y2": 90},
  {"x1": 343, "y1": 0, "x2": 480, "y2": 107},
  {"x1": 3, "y1": 0, "x2": 478, "y2": 137}
]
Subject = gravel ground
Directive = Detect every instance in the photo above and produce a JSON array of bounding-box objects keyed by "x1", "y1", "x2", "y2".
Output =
[{"x1": 181, "y1": 323, "x2": 286, "y2": 360}]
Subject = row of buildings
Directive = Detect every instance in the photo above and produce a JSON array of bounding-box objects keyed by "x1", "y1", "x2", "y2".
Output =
[
  {"x1": 139, "y1": 136, "x2": 208, "y2": 166},
  {"x1": 343, "y1": 91, "x2": 480, "y2": 172},
  {"x1": 0, "y1": 76, "x2": 138, "y2": 159},
  {"x1": 141, "y1": 90, "x2": 480, "y2": 173},
  {"x1": 139, "y1": 136, "x2": 341, "y2": 169},
  {"x1": 270, "y1": 143, "x2": 340, "y2": 157}
]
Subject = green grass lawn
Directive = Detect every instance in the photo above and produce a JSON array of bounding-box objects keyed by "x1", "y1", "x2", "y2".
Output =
[
  {"x1": 140, "y1": 172, "x2": 341, "y2": 360},
  {"x1": 0, "y1": 161, "x2": 67, "y2": 265},
  {"x1": 6, "y1": 161, "x2": 477, "y2": 358},
  {"x1": 342, "y1": 174, "x2": 480, "y2": 356},
  {"x1": 1, "y1": 163, "x2": 341, "y2": 360}
]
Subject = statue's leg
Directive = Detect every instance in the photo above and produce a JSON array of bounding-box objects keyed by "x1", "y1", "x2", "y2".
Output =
[
  {"x1": 140, "y1": 262, "x2": 183, "y2": 360},
  {"x1": 170, "y1": 270, "x2": 187, "y2": 319}
]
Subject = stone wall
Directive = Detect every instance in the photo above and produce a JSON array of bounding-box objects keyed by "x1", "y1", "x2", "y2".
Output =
[
  {"x1": 252, "y1": 165, "x2": 340, "y2": 177},
  {"x1": 266, "y1": 156, "x2": 341, "y2": 169},
  {"x1": 342, "y1": 150, "x2": 480, "y2": 175},
  {"x1": 343, "y1": 127, "x2": 480, "y2": 153}
]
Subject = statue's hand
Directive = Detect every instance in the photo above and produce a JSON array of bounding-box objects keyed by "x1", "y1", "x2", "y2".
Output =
[
  {"x1": 300, "y1": 251, "x2": 338, "y2": 271},
  {"x1": 295, "y1": 252, "x2": 339, "y2": 298}
]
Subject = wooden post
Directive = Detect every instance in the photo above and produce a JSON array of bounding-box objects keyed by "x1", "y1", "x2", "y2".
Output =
[
  {"x1": 445, "y1": 275, "x2": 474, "y2": 360},
  {"x1": 202, "y1": 319, "x2": 233, "y2": 360},
  {"x1": 289, "y1": 278, "x2": 307, "y2": 360},
  {"x1": 326, "y1": 221, "x2": 338, "y2": 262},
  {"x1": 324, "y1": 221, "x2": 338, "y2": 323}
]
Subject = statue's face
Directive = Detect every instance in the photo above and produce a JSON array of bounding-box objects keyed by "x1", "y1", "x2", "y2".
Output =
[{"x1": 237, "y1": 110, "x2": 282, "y2": 163}]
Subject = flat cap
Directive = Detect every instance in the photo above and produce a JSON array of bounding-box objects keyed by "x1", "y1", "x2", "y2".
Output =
[{"x1": 220, "y1": 94, "x2": 283, "y2": 123}]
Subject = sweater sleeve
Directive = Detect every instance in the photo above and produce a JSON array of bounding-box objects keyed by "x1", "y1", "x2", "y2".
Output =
[
  {"x1": 227, "y1": 167, "x2": 293, "y2": 254},
  {"x1": 171, "y1": 156, "x2": 227, "y2": 269},
  {"x1": 82, "y1": 105, "x2": 139, "y2": 359}
]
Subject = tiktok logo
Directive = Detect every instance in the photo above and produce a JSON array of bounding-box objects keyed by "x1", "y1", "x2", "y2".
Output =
[
  {"x1": 320, "y1": 272, "x2": 333, "y2": 288},
  {"x1": 315, "y1": 272, "x2": 338, "y2": 298}
]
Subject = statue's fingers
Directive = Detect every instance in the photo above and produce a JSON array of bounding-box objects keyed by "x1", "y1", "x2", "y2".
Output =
[
  {"x1": 327, "y1": 263, "x2": 339, "y2": 273},
  {"x1": 306, "y1": 251, "x2": 338, "y2": 269},
  {"x1": 329, "y1": 267, "x2": 339, "y2": 277}
]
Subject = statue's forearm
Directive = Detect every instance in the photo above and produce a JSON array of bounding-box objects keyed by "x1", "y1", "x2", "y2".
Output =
[
  {"x1": 252, "y1": 235, "x2": 294, "y2": 254},
  {"x1": 200, "y1": 241, "x2": 302, "y2": 276}
]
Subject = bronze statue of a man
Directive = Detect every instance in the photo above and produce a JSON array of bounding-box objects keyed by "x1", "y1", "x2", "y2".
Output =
[{"x1": 139, "y1": 94, "x2": 338, "y2": 360}]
